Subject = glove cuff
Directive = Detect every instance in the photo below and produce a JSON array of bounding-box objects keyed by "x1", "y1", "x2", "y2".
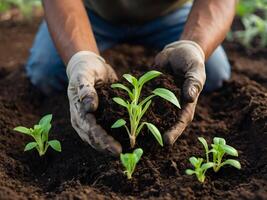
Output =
[
  {"x1": 164, "y1": 40, "x2": 205, "y2": 61},
  {"x1": 66, "y1": 51, "x2": 106, "y2": 79}
]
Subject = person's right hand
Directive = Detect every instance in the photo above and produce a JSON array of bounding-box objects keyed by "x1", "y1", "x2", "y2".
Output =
[{"x1": 67, "y1": 51, "x2": 122, "y2": 156}]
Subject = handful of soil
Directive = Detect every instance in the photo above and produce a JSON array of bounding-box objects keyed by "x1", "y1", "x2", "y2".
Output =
[{"x1": 95, "y1": 67, "x2": 183, "y2": 151}]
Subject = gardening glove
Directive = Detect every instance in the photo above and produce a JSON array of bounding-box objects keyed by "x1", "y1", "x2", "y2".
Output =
[
  {"x1": 67, "y1": 51, "x2": 122, "y2": 156},
  {"x1": 155, "y1": 40, "x2": 206, "y2": 145}
]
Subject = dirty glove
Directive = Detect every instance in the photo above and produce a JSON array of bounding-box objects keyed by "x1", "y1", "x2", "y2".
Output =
[
  {"x1": 155, "y1": 40, "x2": 206, "y2": 145},
  {"x1": 67, "y1": 51, "x2": 122, "y2": 156}
]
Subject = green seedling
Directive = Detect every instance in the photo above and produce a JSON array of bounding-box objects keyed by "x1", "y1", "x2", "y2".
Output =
[
  {"x1": 198, "y1": 137, "x2": 241, "y2": 172},
  {"x1": 14, "y1": 114, "x2": 61, "y2": 156},
  {"x1": 120, "y1": 148, "x2": 143, "y2": 179},
  {"x1": 227, "y1": 0, "x2": 267, "y2": 48},
  {"x1": 185, "y1": 157, "x2": 215, "y2": 183},
  {"x1": 111, "y1": 70, "x2": 180, "y2": 148},
  {"x1": 186, "y1": 137, "x2": 241, "y2": 183}
]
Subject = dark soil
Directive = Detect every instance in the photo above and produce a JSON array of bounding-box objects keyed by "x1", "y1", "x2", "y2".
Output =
[{"x1": 0, "y1": 19, "x2": 266, "y2": 200}]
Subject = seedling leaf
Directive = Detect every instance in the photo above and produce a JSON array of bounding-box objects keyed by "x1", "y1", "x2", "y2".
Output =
[
  {"x1": 189, "y1": 156, "x2": 199, "y2": 167},
  {"x1": 138, "y1": 70, "x2": 161, "y2": 87},
  {"x1": 153, "y1": 88, "x2": 180, "y2": 108},
  {"x1": 13, "y1": 126, "x2": 31, "y2": 135},
  {"x1": 213, "y1": 137, "x2": 226, "y2": 145},
  {"x1": 140, "y1": 100, "x2": 152, "y2": 118},
  {"x1": 113, "y1": 97, "x2": 128, "y2": 108},
  {"x1": 221, "y1": 144, "x2": 238, "y2": 156},
  {"x1": 39, "y1": 114, "x2": 52, "y2": 126},
  {"x1": 133, "y1": 148, "x2": 143, "y2": 162},
  {"x1": 111, "y1": 83, "x2": 133, "y2": 98},
  {"x1": 112, "y1": 119, "x2": 126, "y2": 128},
  {"x1": 201, "y1": 162, "x2": 215, "y2": 171},
  {"x1": 198, "y1": 137, "x2": 209, "y2": 153},
  {"x1": 123, "y1": 74, "x2": 138, "y2": 86},
  {"x1": 222, "y1": 159, "x2": 241, "y2": 169},
  {"x1": 185, "y1": 169, "x2": 195, "y2": 175},
  {"x1": 48, "y1": 140, "x2": 62, "y2": 152},
  {"x1": 145, "y1": 123, "x2": 163, "y2": 146},
  {"x1": 120, "y1": 148, "x2": 143, "y2": 179},
  {"x1": 24, "y1": 142, "x2": 37, "y2": 151}
]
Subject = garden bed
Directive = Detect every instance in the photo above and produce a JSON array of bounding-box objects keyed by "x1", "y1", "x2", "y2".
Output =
[{"x1": 0, "y1": 20, "x2": 266, "y2": 200}]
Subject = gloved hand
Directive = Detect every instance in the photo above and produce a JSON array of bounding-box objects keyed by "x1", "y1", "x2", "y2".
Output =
[
  {"x1": 155, "y1": 40, "x2": 206, "y2": 145},
  {"x1": 67, "y1": 51, "x2": 122, "y2": 156}
]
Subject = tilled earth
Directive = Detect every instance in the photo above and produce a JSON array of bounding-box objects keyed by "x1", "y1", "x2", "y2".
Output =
[{"x1": 0, "y1": 20, "x2": 266, "y2": 200}]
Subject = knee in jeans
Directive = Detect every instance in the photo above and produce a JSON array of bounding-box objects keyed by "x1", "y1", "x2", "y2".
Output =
[
  {"x1": 26, "y1": 59, "x2": 61, "y2": 95},
  {"x1": 204, "y1": 63, "x2": 231, "y2": 92}
]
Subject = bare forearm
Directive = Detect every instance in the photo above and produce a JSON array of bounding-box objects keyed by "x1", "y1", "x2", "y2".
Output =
[
  {"x1": 43, "y1": 0, "x2": 98, "y2": 64},
  {"x1": 180, "y1": 0, "x2": 237, "y2": 59}
]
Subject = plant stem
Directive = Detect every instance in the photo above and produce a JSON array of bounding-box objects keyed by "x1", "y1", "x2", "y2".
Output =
[{"x1": 130, "y1": 135, "x2": 136, "y2": 148}]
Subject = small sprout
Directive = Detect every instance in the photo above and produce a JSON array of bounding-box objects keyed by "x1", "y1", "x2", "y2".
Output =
[
  {"x1": 186, "y1": 157, "x2": 215, "y2": 183},
  {"x1": 206, "y1": 137, "x2": 241, "y2": 172},
  {"x1": 186, "y1": 137, "x2": 241, "y2": 183},
  {"x1": 111, "y1": 70, "x2": 180, "y2": 148},
  {"x1": 14, "y1": 114, "x2": 61, "y2": 156},
  {"x1": 120, "y1": 148, "x2": 143, "y2": 179}
]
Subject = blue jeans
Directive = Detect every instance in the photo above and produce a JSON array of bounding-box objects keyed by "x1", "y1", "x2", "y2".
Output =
[{"x1": 26, "y1": 3, "x2": 231, "y2": 94}]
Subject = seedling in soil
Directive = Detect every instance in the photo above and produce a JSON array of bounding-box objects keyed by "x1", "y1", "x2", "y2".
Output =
[
  {"x1": 198, "y1": 137, "x2": 241, "y2": 172},
  {"x1": 111, "y1": 70, "x2": 180, "y2": 148},
  {"x1": 185, "y1": 157, "x2": 215, "y2": 183},
  {"x1": 186, "y1": 137, "x2": 241, "y2": 183},
  {"x1": 120, "y1": 148, "x2": 143, "y2": 179},
  {"x1": 13, "y1": 114, "x2": 61, "y2": 156}
]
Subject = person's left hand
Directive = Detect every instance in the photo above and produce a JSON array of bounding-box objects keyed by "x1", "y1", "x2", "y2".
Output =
[{"x1": 155, "y1": 40, "x2": 206, "y2": 145}]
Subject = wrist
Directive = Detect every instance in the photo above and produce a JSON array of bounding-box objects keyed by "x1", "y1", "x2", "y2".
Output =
[{"x1": 66, "y1": 51, "x2": 106, "y2": 79}]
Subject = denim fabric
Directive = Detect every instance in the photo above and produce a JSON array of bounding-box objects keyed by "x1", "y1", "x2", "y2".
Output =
[{"x1": 26, "y1": 2, "x2": 230, "y2": 94}]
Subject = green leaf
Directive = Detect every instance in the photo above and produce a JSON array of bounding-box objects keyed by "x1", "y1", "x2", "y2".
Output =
[
  {"x1": 39, "y1": 114, "x2": 52, "y2": 126},
  {"x1": 120, "y1": 153, "x2": 129, "y2": 169},
  {"x1": 145, "y1": 123, "x2": 163, "y2": 146},
  {"x1": 123, "y1": 74, "x2": 138, "y2": 86},
  {"x1": 120, "y1": 148, "x2": 143, "y2": 179},
  {"x1": 152, "y1": 88, "x2": 180, "y2": 108},
  {"x1": 139, "y1": 95, "x2": 155, "y2": 106},
  {"x1": 111, "y1": 119, "x2": 126, "y2": 128},
  {"x1": 138, "y1": 70, "x2": 162, "y2": 87},
  {"x1": 136, "y1": 122, "x2": 145, "y2": 136},
  {"x1": 13, "y1": 126, "x2": 31, "y2": 135},
  {"x1": 213, "y1": 137, "x2": 226, "y2": 145},
  {"x1": 198, "y1": 137, "x2": 209, "y2": 153},
  {"x1": 24, "y1": 142, "x2": 37, "y2": 151},
  {"x1": 111, "y1": 83, "x2": 133, "y2": 99},
  {"x1": 221, "y1": 144, "x2": 238, "y2": 157},
  {"x1": 32, "y1": 125, "x2": 43, "y2": 136},
  {"x1": 48, "y1": 140, "x2": 62, "y2": 152},
  {"x1": 189, "y1": 157, "x2": 199, "y2": 167},
  {"x1": 113, "y1": 97, "x2": 128, "y2": 108},
  {"x1": 120, "y1": 153, "x2": 135, "y2": 179},
  {"x1": 41, "y1": 124, "x2": 51, "y2": 142},
  {"x1": 140, "y1": 100, "x2": 152, "y2": 118},
  {"x1": 201, "y1": 162, "x2": 215, "y2": 171},
  {"x1": 133, "y1": 148, "x2": 143, "y2": 162},
  {"x1": 185, "y1": 169, "x2": 196, "y2": 175},
  {"x1": 222, "y1": 159, "x2": 241, "y2": 169}
]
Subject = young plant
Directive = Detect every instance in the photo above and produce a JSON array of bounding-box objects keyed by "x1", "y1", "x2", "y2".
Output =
[
  {"x1": 111, "y1": 70, "x2": 180, "y2": 148},
  {"x1": 185, "y1": 157, "x2": 215, "y2": 183},
  {"x1": 13, "y1": 114, "x2": 61, "y2": 156},
  {"x1": 198, "y1": 137, "x2": 241, "y2": 172},
  {"x1": 186, "y1": 137, "x2": 241, "y2": 183},
  {"x1": 120, "y1": 148, "x2": 143, "y2": 179}
]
